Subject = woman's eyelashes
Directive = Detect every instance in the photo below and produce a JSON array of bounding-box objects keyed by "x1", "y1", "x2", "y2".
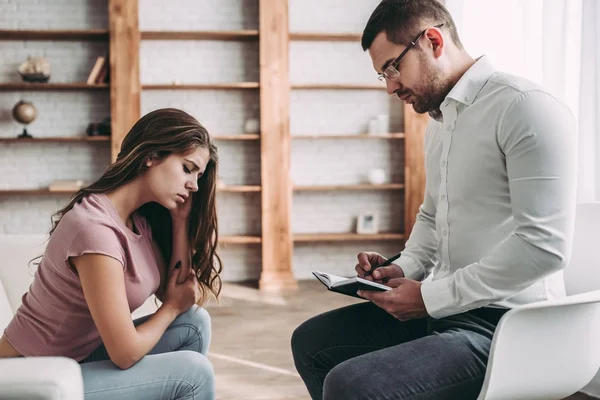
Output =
[{"x1": 183, "y1": 165, "x2": 192, "y2": 174}]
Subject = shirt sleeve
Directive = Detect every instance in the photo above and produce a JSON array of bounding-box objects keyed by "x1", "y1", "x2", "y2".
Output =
[
  {"x1": 421, "y1": 90, "x2": 578, "y2": 318},
  {"x1": 65, "y1": 223, "x2": 126, "y2": 268},
  {"x1": 400, "y1": 121, "x2": 440, "y2": 281}
]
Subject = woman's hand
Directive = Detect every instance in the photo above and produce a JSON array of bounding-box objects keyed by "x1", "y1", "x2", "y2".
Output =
[
  {"x1": 162, "y1": 263, "x2": 201, "y2": 315},
  {"x1": 170, "y1": 192, "x2": 193, "y2": 222}
]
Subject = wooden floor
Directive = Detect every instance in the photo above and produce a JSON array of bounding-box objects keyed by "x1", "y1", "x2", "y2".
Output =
[{"x1": 204, "y1": 280, "x2": 597, "y2": 400}]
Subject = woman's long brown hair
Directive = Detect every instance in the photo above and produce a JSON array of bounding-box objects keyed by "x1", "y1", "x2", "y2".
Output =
[{"x1": 48, "y1": 108, "x2": 222, "y2": 303}]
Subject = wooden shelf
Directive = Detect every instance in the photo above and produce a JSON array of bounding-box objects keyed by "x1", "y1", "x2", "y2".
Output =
[
  {"x1": 218, "y1": 185, "x2": 261, "y2": 193},
  {"x1": 290, "y1": 32, "x2": 361, "y2": 41},
  {"x1": 0, "y1": 83, "x2": 109, "y2": 91},
  {"x1": 0, "y1": 189, "x2": 75, "y2": 196},
  {"x1": 294, "y1": 183, "x2": 404, "y2": 191},
  {"x1": 213, "y1": 134, "x2": 260, "y2": 141},
  {"x1": 0, "y1": 185, "x2": 261, "y2": 196},
  {"x1": 0, "y1": 136, "x2": 110, "y2": 143},
  {"x1": 292, "y1": 133, "x2": 404, "y2": 139},
  {"x1": 142, "y1": 83, "x2": 259, "y2": 90},
  {"x1": 294, "y1": 232, "x2": 405, "y2": 242},
  {"x1": 0, "y1": 29, "x2": 109, "y2": 41},
  {"x1": 291, "y1": 83, "x2": 384, "y2": 90},
  {"x1": 220, "y1": 235, "x2": 262, "y2": 244},
  {"x1": 142, "y1": 30, "x2": 259, "y2": 41}
]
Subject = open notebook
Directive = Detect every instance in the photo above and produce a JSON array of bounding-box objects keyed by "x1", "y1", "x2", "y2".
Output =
[{"x1": 312, "y1": 271, "x2": 392, "y2": 299}]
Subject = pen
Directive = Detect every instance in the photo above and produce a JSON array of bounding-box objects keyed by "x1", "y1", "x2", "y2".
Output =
[{"x1": 363, "y1": 251, "x2": 402, "y2": 277}]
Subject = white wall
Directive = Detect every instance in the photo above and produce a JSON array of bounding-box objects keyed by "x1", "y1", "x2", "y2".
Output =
[{"x1": 0, "y1": 0, "x2": 406, "y2": 281}]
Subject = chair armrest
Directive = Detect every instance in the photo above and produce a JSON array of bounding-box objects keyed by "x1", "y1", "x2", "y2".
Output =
[
  {"x1": 0, "y1": 357, "x2": 84, "y2": 400},
  {"x1": 478, "y1": 290, "x2": 600, "y2": 400}
]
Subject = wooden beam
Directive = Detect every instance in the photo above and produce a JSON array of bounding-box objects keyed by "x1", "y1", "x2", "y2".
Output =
[
  {"x1": 109, "y1": 0, "x2": 140, "y2": 162},
  {"x1": 258, "y1": 0, "x2": 296, "y2": 292},
  {"x1": 403, "y1": 104, "x2": 429, "y2": 237}
]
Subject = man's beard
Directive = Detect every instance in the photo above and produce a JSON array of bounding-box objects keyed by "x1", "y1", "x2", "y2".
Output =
[{"x1": 409, "y1": 63, "x2": 451, "y2": 114}]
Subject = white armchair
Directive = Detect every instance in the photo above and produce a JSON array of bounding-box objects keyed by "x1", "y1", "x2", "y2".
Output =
[
  {"x1": 0, "y1": 234, "x2": 159, "y2": 400},
  {"x1": 478, "y1": 202, "x2": 600, "y2": 400}
]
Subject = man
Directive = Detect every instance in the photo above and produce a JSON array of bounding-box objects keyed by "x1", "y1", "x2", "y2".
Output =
[{"x1": 291, "y1": 0, "x2": 578, "y2": 399}]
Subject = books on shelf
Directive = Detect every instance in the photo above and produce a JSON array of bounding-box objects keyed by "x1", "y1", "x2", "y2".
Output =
[
  {"x1": 48, "y1": 180, "x2": 85, "y2": 192},
  {"x1": 86, "y1": 55, "x2": 109, "y2": 84},
  {"x1": 312, "y1": 271, "x2": 391, "y2": 299}
]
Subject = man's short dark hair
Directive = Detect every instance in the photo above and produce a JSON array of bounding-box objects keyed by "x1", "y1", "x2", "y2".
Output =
[{"x1": 361, "y1": 0, "x2": 463, "y2": 51}]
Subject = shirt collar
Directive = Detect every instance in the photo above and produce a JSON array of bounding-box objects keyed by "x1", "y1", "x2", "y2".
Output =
[{"x1": 445, "y1": 55, "x2": 495, "y2": 106}]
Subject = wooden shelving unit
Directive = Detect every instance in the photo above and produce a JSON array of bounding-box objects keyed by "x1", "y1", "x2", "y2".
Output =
[
  {"x1": 290, "y1": 32, "x2": 361, "y2": 41},
  {"x1": 0, "y1": 83, "x2": 109, "y2": 91},
  {"x1": 142, "y1": 83, "x2": 259, "y2": 90},
  {"x1": 292, "y1": 133, "x2": 404, "y2": 139},
  {"x1": 291, "y1": 83, "x2": 384, "y2": 90},
  {"x1": 294, "y1": 183, "x2": 404, "y2": 191},
  {"x1": 0, "y1": 29, "x2": 109, "y2": 41},
  {"x1": 0, "y1": 185, "x2": 261, "y2": 196},
  {"x1": 141, "y1": 30, "x2": 259, "y2": 41},
  {"x1": 0, "y1": 136, "x2": 110, "y2": 143},
  {"x1": 1, "y1": 0, "x2": 428, "y2": 292},
  {"x1": 213, "y1": 134, "x2": 260, "y2": 141},
  {"x1": 294, "y1": 232, "x2": 405, "y2": 242},
  {"x1": 220, "y1": 235, "x2": 262, "y2": 244}
]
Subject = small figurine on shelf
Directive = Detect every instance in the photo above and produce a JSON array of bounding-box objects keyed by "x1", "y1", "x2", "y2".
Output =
[
  {"x1": 86, "y1": 117, "x2": 111, "y2": 137},
  {"x1": 18, "y1": 56, "x2": 51, "y2": 83},
  {"x1": 12, "y1": 100, "x2": 37, "y2": 138}
]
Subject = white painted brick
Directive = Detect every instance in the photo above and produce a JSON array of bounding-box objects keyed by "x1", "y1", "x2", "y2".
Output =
[
  {"x1": 291, "y1": 139, "x2": 404, "y2": 185},
  {"x1": 0, "y1": 0, "x2": 108, "y2": 30},
  {"x1": 292, "y1": 191, "x2": 404, "y2": 234},
  {"x1": 289, "y1": 0, "x2": 379, "y2": 33},
  {"x1": 0, "y1": 41, "x2": 109, "y2": 83},
  {"x1": 139, "y1": 0, "x2": 259, "y2": 31},
  {"x1": 140, "y1": 41, "x2": 259, "y2": 84},
  {"x1": 293, "y1": 242, "x2": 403, "y2": 279},
  {"x1": 290, "y1": 42, "x2": 377, "y2": 85},
  {"x1": 217, "y1": 192, "x2": 261, "y2": 236},
  {"x1": 290, "y1": 90, "x2": 404, "y2": 134},
  {"x1": 0, "y1": 91, "x2": 110, "y2": 138},
  {"x1": 141, "y1": 91, "x2": 260, "y2": 135}
]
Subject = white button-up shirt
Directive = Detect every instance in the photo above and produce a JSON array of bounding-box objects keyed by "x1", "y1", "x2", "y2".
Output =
[{"x1": 400, "y1": 56, "x2": 578, "y2": 319}]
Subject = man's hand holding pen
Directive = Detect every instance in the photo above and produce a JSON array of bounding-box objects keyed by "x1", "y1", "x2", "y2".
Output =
[{"x1": 355, "y1": 251, "x2": 428, "y2": 321}]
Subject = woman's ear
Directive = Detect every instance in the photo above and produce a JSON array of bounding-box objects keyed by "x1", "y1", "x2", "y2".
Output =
[{"x1": 145, "y1": 153, "x2": 158, "y2": 168}]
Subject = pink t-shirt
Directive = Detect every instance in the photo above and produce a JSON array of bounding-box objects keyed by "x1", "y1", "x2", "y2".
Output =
[{"x1": 4, "y1": 193, "x2": 161, "y2": 361}]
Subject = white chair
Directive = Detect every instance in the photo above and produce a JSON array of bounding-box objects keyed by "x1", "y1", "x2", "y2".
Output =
[{"x1": 478, "y1": 202, "x2": 600, "y2": 400}]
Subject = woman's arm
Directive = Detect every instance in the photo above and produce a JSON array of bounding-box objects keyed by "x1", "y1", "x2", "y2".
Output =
[
  {"x1": 170, "y1": 219, "x2": 192, "y2": 284},
  {"x1": 74, "y1": 254, "x2": 181, "y2": 369}
]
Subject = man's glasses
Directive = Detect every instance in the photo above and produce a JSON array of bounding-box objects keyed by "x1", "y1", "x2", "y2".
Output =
[{"x1": 378, "y1": 24, "x2": 444, "y2": 82}]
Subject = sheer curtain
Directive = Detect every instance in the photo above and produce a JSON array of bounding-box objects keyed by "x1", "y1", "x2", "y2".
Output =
[{"x1": 446, "y1": 0, "x2": 600, "y2": 202}]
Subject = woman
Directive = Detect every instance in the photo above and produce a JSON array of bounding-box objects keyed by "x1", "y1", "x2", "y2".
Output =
[{"x1": 0, "y1": 108, "x2": 222, "y2": 400}]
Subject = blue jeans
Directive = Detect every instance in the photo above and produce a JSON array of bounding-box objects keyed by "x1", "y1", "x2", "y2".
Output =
[
  {"x1": 79, "y1": 305, "x2": 214, "y2": 400},
  {"x1": 291, "y1": 301, "x2": 507, "y2": 400}
]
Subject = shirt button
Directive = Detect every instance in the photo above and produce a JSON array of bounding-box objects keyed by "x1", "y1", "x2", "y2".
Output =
[
  {"x1": 441, "y1": 160, "x2": 447, "y2": 167},
  {"x1": 440, "y1": 194, "x2": 447, "y2": 201}
]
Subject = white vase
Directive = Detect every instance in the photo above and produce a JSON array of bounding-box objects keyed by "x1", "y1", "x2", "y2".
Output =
[{"x1": 367, "y1": 169, "x2": 386, "y2": 185}]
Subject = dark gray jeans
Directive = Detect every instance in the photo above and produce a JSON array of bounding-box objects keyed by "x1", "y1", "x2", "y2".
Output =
[{"x1": 291, "y1": 301, "x2": 507, "y2": 400}]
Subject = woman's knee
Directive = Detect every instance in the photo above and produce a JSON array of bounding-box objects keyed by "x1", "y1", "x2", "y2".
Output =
[
  {"x1": 177, "y1": 305, "x2": 212, "y2": 354},
  {"x1": 175, "y1": 351, "x2": 215, "y2": 400}
]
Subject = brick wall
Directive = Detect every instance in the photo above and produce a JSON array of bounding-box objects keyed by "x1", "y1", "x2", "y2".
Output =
[{"x1": 0, "y1": 0, "x2": 407, "y2": 281}]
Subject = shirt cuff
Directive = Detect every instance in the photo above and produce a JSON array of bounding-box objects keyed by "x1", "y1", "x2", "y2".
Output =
[
  {"x1": 399, "y1": 255, "x2": 426, "y2": 281},
  {"x1": 420, "y1": 276, "x2": 457, "y2": 319}
]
